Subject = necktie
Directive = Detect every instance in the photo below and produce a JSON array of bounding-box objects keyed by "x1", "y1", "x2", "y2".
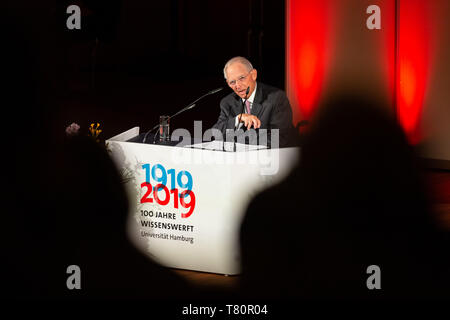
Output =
[{"x1": 245, "y1": 100, "x2": 251, "y2": 114}]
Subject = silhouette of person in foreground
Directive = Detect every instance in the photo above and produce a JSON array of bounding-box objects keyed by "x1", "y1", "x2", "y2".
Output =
[
  {"x1": 4, "y1": 6, "x2": 193, "y2": 299},
  {"x1": 239, "y1": 95, "x2": 450, "y2": 300},
  {"x1": 48, "y1": 135, "x2": 192, "y2": 299}
]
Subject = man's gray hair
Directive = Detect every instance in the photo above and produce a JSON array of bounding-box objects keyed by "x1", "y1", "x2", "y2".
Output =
[{"x1": 223, "y1": 56, "x2": 253, "y2": 80}]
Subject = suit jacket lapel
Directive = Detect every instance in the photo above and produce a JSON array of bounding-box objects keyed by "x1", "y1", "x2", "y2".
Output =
[
  {"x1": 250, "y1": 83, "x2": 264, "y2": 117},
  {"x1": 232, "y1": 95, "x2": 243, "y2": 116},
  {"x1": 232, "y1": 83, "x2": 265, "y2": 117}
]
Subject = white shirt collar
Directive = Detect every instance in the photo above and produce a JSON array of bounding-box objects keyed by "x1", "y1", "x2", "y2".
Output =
[{"x1": 242, "y1": 83, "x2": 257, "y2": 104}]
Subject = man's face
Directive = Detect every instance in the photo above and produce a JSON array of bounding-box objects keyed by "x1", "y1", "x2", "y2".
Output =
[{"x1": 225, "y1": 62, "x2": 257, "y2": 99}]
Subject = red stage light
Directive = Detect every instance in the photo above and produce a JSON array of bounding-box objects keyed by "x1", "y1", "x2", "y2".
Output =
[
  {"x1": 286, "y1": 0, "x2": 335, "y2": 123},
  {"x1": 396, "y1": 0, "x2": 433, "y2": 145},
  {"x1": 287, "y1": 0, "x2": 437, "y2": 145}
]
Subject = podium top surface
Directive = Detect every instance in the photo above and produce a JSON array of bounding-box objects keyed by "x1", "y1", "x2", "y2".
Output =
[{"x1": 106, "y1": 127, "x2": 297, "y2": 151}]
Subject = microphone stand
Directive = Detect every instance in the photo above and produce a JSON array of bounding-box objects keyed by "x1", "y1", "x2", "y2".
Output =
[
  {"x1": 233, "y1": 87, "x2": 250, "y2": 152},
  {"x1": 142, "y1": 87, "x2": 223, "y2": 144},
  {"x1": 152, "y1": 104, "x2": 196, "y2": 144}
]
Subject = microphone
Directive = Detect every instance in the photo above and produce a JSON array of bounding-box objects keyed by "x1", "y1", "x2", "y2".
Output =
[
  {"x1": 207, "y1": 87, "x2": 223, "y2": 95},
  {"x1": 142, "y1": 87, "x2": 224, "y2": 143}
]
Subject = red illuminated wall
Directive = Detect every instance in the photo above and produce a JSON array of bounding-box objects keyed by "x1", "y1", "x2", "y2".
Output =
[
  {"x1": 285, "y1": 0, "x2": 335, "y2": 124},
  {"x1": 396, "y1": 0, "x2": 434, "y2": 145},
  {"x1": 286, "y1": 0, "x2": 437, "y2": 145}
]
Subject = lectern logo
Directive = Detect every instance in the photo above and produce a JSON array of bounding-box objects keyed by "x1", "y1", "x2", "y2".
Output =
[{"x1": 139, "y1": 163, "x2": 196, "y2": 218}]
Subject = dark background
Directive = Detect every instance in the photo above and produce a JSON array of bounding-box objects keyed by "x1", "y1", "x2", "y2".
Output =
[
  {"x1": 7, "y1": 0, "x2": 286, "y2": 142},
  {"x1": 5, "y1": 1, "x2": 450, "y2": 302},
  {"x1": 4, "y1": 0, "x2": 286, "y2": 299}
]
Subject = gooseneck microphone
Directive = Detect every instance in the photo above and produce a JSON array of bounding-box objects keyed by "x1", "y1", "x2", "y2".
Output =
[
  {"x1": 235, "y1": 86, "x2": 250, "y2": 130},
  {"x1": 232, "y1": 86, "x2": 250, "y2": 152},
  {"x1": 142, "y1": 87, "x2": 224, "y2": 144}
]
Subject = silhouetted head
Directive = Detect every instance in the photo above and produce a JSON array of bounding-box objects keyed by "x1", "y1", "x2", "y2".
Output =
[{"x1": 294, "y1": 94, "x2": 446, "y2": 298}]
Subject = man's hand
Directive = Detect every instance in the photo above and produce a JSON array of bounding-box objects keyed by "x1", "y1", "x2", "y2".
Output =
[{"x1": 238, "y1": 114, "x2": 261, "y2": 130}]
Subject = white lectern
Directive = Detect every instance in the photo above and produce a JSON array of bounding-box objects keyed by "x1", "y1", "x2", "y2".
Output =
[{"x1": 106, "y1": 127, "x2": 299, "y2": 275}]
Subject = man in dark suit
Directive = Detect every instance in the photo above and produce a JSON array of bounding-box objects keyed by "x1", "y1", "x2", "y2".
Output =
[{"x1": 212, "y1": 56, "x2": 296, "y2": 148}]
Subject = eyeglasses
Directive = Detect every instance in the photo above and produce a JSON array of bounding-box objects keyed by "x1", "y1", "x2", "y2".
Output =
[{"x1": 226, "y1": 70, "x2": 252, "y2": 87}]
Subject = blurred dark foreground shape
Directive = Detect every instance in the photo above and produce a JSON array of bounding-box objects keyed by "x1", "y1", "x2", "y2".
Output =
[{"x1": 239, "y1": 95, "x2": 450, "y2": 300}]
